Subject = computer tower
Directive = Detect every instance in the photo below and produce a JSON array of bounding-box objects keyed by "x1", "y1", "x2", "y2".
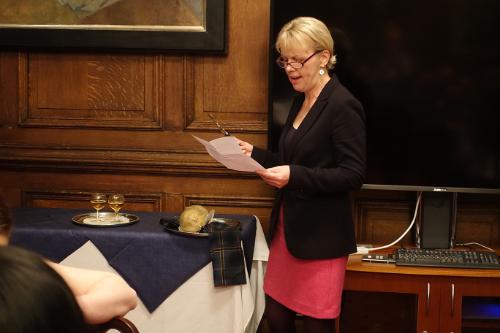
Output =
[{"x1": 419, "y1": 192, "x2": 456, "y2": 249}]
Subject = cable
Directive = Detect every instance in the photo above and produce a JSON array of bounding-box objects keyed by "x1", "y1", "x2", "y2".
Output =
[
  {"x1": 455, "y1": 242, "x2": 495, "y2": 252},
  {"x1": 354, "y1": 192, "x2": 422, "y2": 254}
]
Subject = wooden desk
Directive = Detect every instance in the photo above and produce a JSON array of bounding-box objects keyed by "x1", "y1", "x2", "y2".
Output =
[{"x1": 341, "y1": 254, "x2": 500, "y2": 333}]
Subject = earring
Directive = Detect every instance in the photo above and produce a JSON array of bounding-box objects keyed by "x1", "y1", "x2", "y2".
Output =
[{"x1": 319, "y1": 68, "x2": 325, "y2": 76}]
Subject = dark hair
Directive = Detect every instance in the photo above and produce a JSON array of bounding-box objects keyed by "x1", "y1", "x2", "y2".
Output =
[{"x1": 0, "y1": 246, "x2": 96, "y2": 333}]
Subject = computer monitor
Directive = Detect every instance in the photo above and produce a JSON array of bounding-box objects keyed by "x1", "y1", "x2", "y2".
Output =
[{"x1": 269, "y1": 0, "x2": 500, "y2": 248}]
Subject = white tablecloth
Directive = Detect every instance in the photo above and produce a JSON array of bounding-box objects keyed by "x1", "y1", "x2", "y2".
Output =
[{"x1": 61, "y1": 219, "x2": 269, "y2": 333}]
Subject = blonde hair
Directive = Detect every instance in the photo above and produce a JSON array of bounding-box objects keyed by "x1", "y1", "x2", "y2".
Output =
[{"x1": 275, "y1": 17, "x2": 337, "y2": 69}]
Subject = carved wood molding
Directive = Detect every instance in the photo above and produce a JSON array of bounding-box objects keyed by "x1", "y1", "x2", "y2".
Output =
[
  {"x1": 183, "y1": 195, "x2": 274, "y2": 209},
  {"x1": 17, "y1": 52, "x2": 163, "y2": 130},
  {"x1": 22, "y1": 190, "x2": 163, "y2": 211},
  {"x1": 185, "y1": 117, "x2": 268, "y2": 134},
  {"x1": 0, "y1": 145, "x2": 256, "y2": 177}
]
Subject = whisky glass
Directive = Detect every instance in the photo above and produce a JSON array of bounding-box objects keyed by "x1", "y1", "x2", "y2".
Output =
[
  {"x1": 90, "y1": 193, "x2": 107, "y2": 222},
  {"x1": 108, "y1": 193, "x2": 125, "y2": 221}
]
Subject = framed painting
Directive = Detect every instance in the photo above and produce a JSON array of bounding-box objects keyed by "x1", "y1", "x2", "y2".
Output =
[{"x1": 0, "y1": 0, "x2": 226, "y2": 53}]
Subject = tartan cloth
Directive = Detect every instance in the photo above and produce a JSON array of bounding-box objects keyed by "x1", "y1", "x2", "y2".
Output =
[
  {"x1": 160, "y1": 217, "x2": 247, "y2": 287},
  {"x1": 206, "y1": 223, "x2": 247, "y2": 287}
]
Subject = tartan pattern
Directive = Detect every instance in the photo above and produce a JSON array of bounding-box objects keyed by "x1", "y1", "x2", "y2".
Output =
[{"x1": 209, "y1": 229, "x2": 247, "y2": 287}]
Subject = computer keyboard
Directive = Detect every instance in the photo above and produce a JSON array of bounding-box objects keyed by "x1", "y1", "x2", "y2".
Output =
[{"x1": 394, "y1": 248, "x2": 500, "y2": 269}]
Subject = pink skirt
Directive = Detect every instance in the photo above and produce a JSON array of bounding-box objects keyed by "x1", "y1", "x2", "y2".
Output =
[{"x1": 263, "y1": 206, "x2": 348, "y2": 319}]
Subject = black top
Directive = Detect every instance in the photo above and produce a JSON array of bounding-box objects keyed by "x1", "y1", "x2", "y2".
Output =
[
  {"x1": 283, "y1": 127, "x2": 296, "y2": 162},
  {"x1": 253, "y1": 75, "x2": 366, "y2": 259}
]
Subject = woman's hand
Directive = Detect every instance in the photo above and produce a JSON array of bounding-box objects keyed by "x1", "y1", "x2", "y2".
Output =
[
  {"x1": 256, "y1": 165, "x2": 290, "y2": 189},
  {"x1": 235, "y1": 138, "x2": 253, "y2": 157}
]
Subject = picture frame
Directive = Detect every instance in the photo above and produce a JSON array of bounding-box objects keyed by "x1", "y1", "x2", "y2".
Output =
[{"x1": 0, "y1": 0, "x2": 226, "y2": 53}]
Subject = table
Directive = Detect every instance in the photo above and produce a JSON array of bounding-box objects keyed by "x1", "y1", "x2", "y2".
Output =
[
  {"x1": 11, "y1": 208, "x2": 269, "y2": 333},
  {"x1": 342, "y1": 254, "x2": 500, "y2": 333}
]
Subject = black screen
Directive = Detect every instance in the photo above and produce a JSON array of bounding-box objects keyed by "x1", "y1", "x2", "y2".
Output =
[{"x1": 270, "y1": 0, "x2": 500, "y2": 193}]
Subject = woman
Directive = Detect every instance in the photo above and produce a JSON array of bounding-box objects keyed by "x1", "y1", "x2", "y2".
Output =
[
  {"x1": 0, "y1": 199, "x2": 138, "y2": 325},
  {"x1": 238, "y1": 17, "x2": 366, "y2": 333},
  {"x1": 0, "y1": 245, "x2": 97, "y2": 333}
]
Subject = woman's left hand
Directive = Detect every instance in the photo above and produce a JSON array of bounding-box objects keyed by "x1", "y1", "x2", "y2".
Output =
[
  {"x1": 235, "y1": 138, "x2": 253, "y2": 157},
  {"x1": 256, "y1": 165, "x2": 290, "y2": 189}
]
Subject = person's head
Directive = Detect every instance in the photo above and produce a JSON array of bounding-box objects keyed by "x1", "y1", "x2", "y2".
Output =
[
  {"x1": 0, "y1": 245, "x2": 95, "y2": 333},
  {"x1": 0, "y1": 198, "x2": 11, "y2": 245},
  {"x1": 275, "y1": 17, "x2": 336, "y2": 93}
]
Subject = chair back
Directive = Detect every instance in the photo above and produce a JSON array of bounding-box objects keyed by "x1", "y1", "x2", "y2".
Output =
[{"x1": 98, "y1": 317, "x2": 139, "y2": 333}]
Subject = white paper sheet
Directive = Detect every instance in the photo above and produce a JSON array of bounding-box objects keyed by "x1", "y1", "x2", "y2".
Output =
[{"x1": 193, "y1": 135, "x2": 265, "y2": 172}]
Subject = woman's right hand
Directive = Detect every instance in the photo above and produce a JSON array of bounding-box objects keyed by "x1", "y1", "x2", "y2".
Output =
[{"x1": 235, "y1": 138, "x2": 253, "y2": 157}]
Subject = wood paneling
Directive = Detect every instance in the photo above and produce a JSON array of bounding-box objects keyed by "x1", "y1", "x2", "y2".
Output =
[
  {"x1": 22, "y1": 190, "x2": 163, "y2": 212},
  {"x1": 456, "y1": 203, "x2": 500, "y2": 246},
  {"x1": 19, "y1": 53, "x2": 162, "y2": 129},
  {"x1": 351, "y1": 191, "x2": 500, "y2": 248},
  {"x1": 0, "y1": 52, "x2": 19, "y2": 127},
  {"x1": 354, "y1": 199, "x2": 414, "y2": 245},
  {"x1": 0, "y1": 3, "x2": 269, "y2": 173},
  {"x1": 185, "y1": 0, "x2": 269, "y2": 134}
]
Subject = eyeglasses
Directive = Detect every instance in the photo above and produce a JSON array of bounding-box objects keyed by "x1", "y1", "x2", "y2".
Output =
[{"x1": 276, "y1": 50, "x2": 322, "y2": 69}]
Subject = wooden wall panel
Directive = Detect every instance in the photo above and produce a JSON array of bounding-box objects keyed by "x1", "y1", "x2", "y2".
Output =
[
  {"x1": 19, "y1": 53, "x2": 161, "y2": 129},
  {"x1": 354, "y1": 199, "x2": 414, "y2": 245},
  {"x1": 0, "y1": 52, "x2": 19, "y2": 127},
  {"x1": 456, "y1": 204, "x2": 500, "y2": 247},
  {"x1": 186, "y1": 0, "x2": 269, "y2": 134},
  {"x1": 198, "y1": 0, "x2": 269, "y2": 114}
]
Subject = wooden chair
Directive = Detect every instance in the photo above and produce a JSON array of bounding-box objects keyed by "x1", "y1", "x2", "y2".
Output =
[{"x1": 97, "y1": 317, "x2": 139, "y2": 333}]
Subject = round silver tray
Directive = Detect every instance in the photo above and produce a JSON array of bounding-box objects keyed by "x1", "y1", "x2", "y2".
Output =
[{"x1": 72, "y1": 212, "x2": 139, "y2": 228}]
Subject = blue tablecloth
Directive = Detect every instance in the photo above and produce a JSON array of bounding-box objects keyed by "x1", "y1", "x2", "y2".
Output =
[{"x1": 10, "y1": 208, "x2": 257, "y2": 313}]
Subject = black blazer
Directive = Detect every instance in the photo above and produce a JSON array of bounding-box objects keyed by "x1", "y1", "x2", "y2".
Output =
[{"x1": 253, "y1": 76, "x2": 366, "y2": 259}]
